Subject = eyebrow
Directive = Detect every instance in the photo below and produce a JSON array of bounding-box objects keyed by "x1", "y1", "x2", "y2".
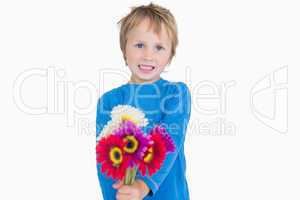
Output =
[{"x1": 135, "y1": 40, "x2": 166, "y2": 46}]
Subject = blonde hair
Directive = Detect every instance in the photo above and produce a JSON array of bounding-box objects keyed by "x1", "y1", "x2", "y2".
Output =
[{"x1": 118, "y1": 3, "x2": 178, "y2": 63}]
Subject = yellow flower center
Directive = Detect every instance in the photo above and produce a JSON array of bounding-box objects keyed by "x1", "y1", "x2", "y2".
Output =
[
  {"x1": 109, "y1": 147, "x2": 123, "y2": 166},
  {"x1": 123, "y1": 135, "x2": 139, "y2": 154},
  {"x1": 143, "y1": 147, "x2": 154, "y2": 163},
  {"x1": 121, "y1": 114, "x2": 138, "y2": 124}
]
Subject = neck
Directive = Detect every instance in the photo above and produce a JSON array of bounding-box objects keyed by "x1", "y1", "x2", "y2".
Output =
[{"x1": 129, "y1": 76, "x2": 161, "y2": 84}]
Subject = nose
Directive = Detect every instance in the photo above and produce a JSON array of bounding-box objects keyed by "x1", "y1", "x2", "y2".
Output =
[{"x1": 142, "y1": 47, "x2": 154, "y2": 61}]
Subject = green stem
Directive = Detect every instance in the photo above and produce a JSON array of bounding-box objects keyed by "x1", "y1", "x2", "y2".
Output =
[{"x1": 124, "y1": 166, "x2": 137, "y2": 185}]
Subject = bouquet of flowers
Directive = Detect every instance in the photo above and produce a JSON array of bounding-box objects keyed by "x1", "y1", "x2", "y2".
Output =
[{"x1": 96, "y1": 105, "x2": 175, "y2": 185}]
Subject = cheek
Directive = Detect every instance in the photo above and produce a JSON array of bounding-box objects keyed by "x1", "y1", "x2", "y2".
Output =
[
  {"x1": 126, "y1": 48, "x2": 141, "y2": 63},
  {"x1": 158, "y1": 53, "x2": 171, "y2": 66}
]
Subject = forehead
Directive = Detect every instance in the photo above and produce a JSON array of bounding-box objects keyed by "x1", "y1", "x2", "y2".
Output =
[{"x1": 127, "y1": 18, "x2": 171, "y2": 43}]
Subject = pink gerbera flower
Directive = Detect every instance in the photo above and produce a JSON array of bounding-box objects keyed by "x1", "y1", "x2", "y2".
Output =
[
  {"x1": 114, "y1": 120, "x2": 151, "y2": 166},
  {"x1": 149, "y1": 125, "x2": 175, "y2": 153},
  {"x1": 138, "y1": 131, "x2": 167, "y2": 176}
]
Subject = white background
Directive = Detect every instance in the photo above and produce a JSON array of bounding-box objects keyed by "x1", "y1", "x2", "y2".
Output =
[{"x1": 1, "y1": 0, "x2": 300, "y2": 199}]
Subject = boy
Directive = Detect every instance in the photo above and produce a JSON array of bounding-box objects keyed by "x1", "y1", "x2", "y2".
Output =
[{"x1": 96, "y1": 3, "x2": 191, "y2": 200}]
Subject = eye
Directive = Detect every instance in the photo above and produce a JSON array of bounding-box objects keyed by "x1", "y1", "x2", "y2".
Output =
[
  {"x1": 135, "y1": 43, "x2": 144, "y2": 48},
  {"x1": 155, "y1": 45, "x2": 164, "y2": 51}
]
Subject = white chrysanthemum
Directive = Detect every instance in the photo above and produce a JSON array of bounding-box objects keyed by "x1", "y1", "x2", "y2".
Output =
[
  {"x1": 96, "y1": 105, "x2": 148, "y2": 141},
  {"x1": 111, "y1": 105, "x2": 148, "y2": 127},
  {"x1": 96, "y1": 118, "x2": 122, "y2": 141}
]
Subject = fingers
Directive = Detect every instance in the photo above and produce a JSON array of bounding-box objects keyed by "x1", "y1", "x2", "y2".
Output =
[
  {"x1": 118, "y1": 185, "x2": 138, "y2": 194},
  {"x1": 112, "y1": 181, "x2": 123, "y2": 189},
  {"x1": 114, "y1": 181, "x2": 142, "y2": 200},
  {"x1": 116, "y1": 191, "x2": 140, "y2": 200},
  {"x1": 116, "y1": 192, "x2": 132, "y2": 200},
  {"x1": 115, "y1": 185, "x2": 140, "y2": 200}
]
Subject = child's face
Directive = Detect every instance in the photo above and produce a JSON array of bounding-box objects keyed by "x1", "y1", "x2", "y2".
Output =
[{"x1": 125, "y1": 18, "x2": 172, "y2": 83}]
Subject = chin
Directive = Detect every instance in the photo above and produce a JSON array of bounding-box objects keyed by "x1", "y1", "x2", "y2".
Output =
[{"x1": 133, "y1": 74, "x2": 158, "y2": 83}]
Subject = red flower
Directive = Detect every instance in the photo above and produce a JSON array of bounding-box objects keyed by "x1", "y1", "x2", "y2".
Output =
[
  {"x1": 96, "y1": 135, "x2": 129, "y2": 180},
  {"x1": 149, "y1": 125, "x2": 175, "y2": 153},
  {"x1": 114, "y1": 121, "x2": 151, "y2": 167},
  {"x1": 138, "y1": 132, "x2": 167, "y2": 176}
]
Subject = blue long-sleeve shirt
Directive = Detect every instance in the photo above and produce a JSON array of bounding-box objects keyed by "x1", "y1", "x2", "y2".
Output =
[{"x1": 96, "y1": 78, "x2": 191, "y2": 200}]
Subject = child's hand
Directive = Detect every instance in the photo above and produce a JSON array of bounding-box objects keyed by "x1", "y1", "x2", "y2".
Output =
[{"x1": 113, "y1": 179, "x2": 150, "y2": 200}]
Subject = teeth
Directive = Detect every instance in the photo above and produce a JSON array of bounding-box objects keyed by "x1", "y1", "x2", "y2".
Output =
[{"x1": 139, "y1": 64, "x2": 155, "y2": 70}]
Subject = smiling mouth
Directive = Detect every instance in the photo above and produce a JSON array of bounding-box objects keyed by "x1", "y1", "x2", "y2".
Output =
[{"x1": 138, "y1": 64, "x2": 155, "y2": 73}]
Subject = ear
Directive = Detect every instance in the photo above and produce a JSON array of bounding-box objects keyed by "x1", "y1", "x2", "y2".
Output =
[
  {"x1": 123, "y1": 54, "x2": 128, "y2": 66},
  {"x1": 167, "y1": 52, "x2": 174, "y2": 65},
  {"x1": 166, "y1": 57, "x2": 172, "y2": 66}
]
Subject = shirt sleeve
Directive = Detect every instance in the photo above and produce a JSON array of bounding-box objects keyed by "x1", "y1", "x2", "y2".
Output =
[
  {"x1": 137, "y1": 82, "x2": 191, "y2": 195},
  {"x1": 95, "y1": 93, "x2": 116, "y2": 199},
  {"x1": 96, "y1": 94, "x2": 111, "y2": 138}
]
